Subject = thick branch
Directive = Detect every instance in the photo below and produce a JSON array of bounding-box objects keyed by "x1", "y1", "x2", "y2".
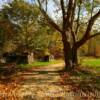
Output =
[
  {"x1": 91, "y1": 0, "x2": 94, "y2": 17},
  {"x1": 71, "y1": 30, "x2": 76, "y2": 43},
  {"x1": 71, "y1": 0, "x2": 77, "y2": 28},
  {"x1": 45, "y1": 0, "x2": 48, "y2": 12},
  {"x1": 37, "y1": 0, "x2": 62, "y2": 33},
  {"x1": 75, "y1": 3, "x2": 81, "y2": 35},
  {"x1": 85, "y1": 10, "x2": 100, "y2": 37},
  {"x1": 89, "y1": 32, "x2": 100, "y2": 39},
  {"x1": 66, "y1": 0, "x2": 73, "y2": 24},
  {"x1": 76, "y1": 32, "x2": 100, "y2": 48},
  {"x1": 60, "y1": 0, "x2": 66, "y2": 29},
  {"x1": 77, "y1": 10, "x2": 100, "y2": 48},
  {"x1": 70, "y1": 0, "x2": 77, "y2": 44}
]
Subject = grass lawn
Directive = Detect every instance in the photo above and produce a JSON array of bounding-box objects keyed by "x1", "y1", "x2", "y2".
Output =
[
  {"x1": 19, "y1": 60, "x2": 63, "y2": 69},
  {"x1": 82, "y1": 57, "x2": 100, "y2": 66},
  {"x1": 19, "y1": 57, "x2": 100, "y2": 71},
  {"x1": 81, "y1": 57, "x2": 100, "y2": 72},
  {"x1": 19, "y1": 57, "x2": 100, "y2": 72}
]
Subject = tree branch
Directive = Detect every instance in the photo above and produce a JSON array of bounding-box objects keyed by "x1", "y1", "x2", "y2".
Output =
[
  {"x1": 89, "y1": 32, "x2": 100, "y2": 40},
  {"x1": 71, "y1": 0, "x2": 77, "y2": 28},
  {"x1": 85, "y1": 10, "x2": 100, "y2": 37},
  {"x1": 60, "y1": 0, "x2": 66, "y2": 29},
  {"x1": 91, "y1": 0, "x2": 94, "y2": 17},
  {"x1": 66, "y1": 0, "x2": 73, "y2": 24},
  {"x1": 45, "y1": 0, "x2": 48, "y2": 12},
  {"x1": 75, "y1": 2, "x2": 81, "y2": 35},
  {"x1": 71, "y1": 30, "x2": 76, "y2": 43},
  {"x1": 77, "y1": 10, "x2": 100, "y2": 48},
  {"x1": 70, "y1": 0, "x2": 77, "y2": 45},
  {"x1": 37, "y1": 0, "x2": 62, "y2": 33}
]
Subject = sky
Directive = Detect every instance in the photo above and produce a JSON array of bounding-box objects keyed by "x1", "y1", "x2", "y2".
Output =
[
  {"x1": 0, "y1": 0, "x2": 12, "y2": 9},
  {"x1": 0, "y1": 0, "x2": 6, "y2": 8}
]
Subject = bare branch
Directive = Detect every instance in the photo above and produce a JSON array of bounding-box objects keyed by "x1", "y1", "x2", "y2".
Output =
[
  {"x1": 46, "y1": 0, "x2": 48, "y2": 12},
  {"x1": 37, "y1": 0, "x2": 62, "y2": 33},
  {"x1": 66, "y1": 0, "x2": 73, "y2": 24},
  {"x1": 70, "y1": 0, "x2": 77, "y2": 44},
  {"x1": 77, "y1": 10, "x2": 100, "y2": 48},
  {"x1": 85, "y1": 10, "x2": 100, "y2": 37},
  {"x1": 60, "y1": 0, "x2": 66, "y2": 29},
  {"x1": 71, "y1": 30, "x2": 76, "y2": 43},
  {"x1": 91, "y1": 0, "x2": 94, "y2": 17},
  {"x1": 75, "y1": 2, "x2": 81, "y2": 35},
  {"x1": 71, "y1": 0, "x2": 77, "y2": 28},
  {"x1": 89, "y1": 32, "x2": 100, "y2": 39}
]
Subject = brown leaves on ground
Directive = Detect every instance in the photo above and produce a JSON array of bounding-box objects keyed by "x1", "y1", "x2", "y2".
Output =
[
  {"x1": 59, "y1": 67, "x2": 100, "y2": 99},
  {"x1": 0, "y1": 64, "x2": 100, "y2": 100},
  {"x1": 0, "y1": 73, "x2": 24, "y2": 100}
]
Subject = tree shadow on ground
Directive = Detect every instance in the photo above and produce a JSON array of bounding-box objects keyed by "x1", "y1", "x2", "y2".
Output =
[
  {"x1": 0, "y1": 64, "x2": 64, "y2": 86},
  {"x1": 17, "y1": 70, "x2": 64, "y2": 85},
  {"x1": 60, "y1": 67, "x2": 100, "y2": 93}
]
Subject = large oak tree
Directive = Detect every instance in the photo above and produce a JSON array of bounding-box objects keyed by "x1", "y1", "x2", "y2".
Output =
[{"x1": 35, "y1": 0, "x2": 100, "y2": 70}]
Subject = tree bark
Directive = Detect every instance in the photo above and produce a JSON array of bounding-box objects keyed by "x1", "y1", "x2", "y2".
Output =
[
  {"x1": 62, "y1": 32, "x2": 78, "y2": 70},
  {"x1": 61, "y1": 32, "x2": 77, "y2": 70},
  {"x1": 62, "y1": 33, "x2": 71, "y2": 69},
  {"x1": 72, "y1": 46, "x2": 78, "y2": 68}
]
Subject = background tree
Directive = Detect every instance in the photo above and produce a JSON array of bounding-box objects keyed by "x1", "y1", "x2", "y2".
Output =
[
  {"x1": 1, "y1": 0, "x2": 50, "y2": 53},
  {"x1": 0, "y1": 7, "x2": 18, "y2": 54},
  {"x1": 0, "y1": 0, "x2": 61, "y2": 59}
]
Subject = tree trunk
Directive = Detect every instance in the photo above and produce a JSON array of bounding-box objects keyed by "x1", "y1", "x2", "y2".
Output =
[
  {"x1": 62, "y1": 33, "x2": 78, "y2": 70},
  {"x1": 72, "y1": 46, "x2": 78, "y2": 68},
  {"x1": 62, "y1": 33, "x2": 72, "y2": 70}
]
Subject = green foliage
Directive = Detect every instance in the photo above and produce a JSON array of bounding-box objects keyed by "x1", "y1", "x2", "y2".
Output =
[
  {"x1": 0, "y1": 0, "x2": 63, "y2": 58},
  {"x1": 4, "y1": 0, "x2": 40, "y2": 51},
  {"x1": 0, "y1": 0, "x2": 50, "y2": 53}
]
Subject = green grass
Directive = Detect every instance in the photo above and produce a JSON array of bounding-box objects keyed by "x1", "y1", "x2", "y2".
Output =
[
  {"x1": 19, "y1": 60, "x2": 63, "y2": 69},
  {"x1": 82, "y1": 58, "x2": 100, "y2": 66},
  {"x1": 81, "y1": 57, "x2": 100, "y2": 72},
  {"x1": 19, "y1": 57, "x2": 100, "y2": 71}
]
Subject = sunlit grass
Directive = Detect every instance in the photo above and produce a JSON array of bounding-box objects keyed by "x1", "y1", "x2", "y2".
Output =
[
  {"x1": 19, "y1": 57, "x2": 100, "y2": 72},
  {"x1": 81, "y1": 57, "x2": 100, "y2": 72},
  {"x1": 19, "y1": 60, "x2": 63, "y2": 68},
  {"x1": 82, "y1": 58, "x2": 100, "y2": 66}
]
